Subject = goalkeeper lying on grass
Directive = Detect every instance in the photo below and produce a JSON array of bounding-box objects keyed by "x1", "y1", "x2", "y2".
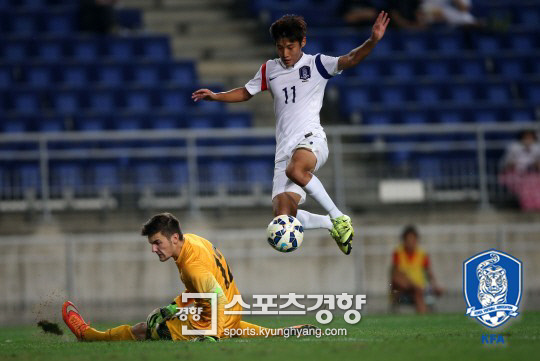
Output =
[{"x1": 62, "y1": 212, "x2": 315, "y2": 342}]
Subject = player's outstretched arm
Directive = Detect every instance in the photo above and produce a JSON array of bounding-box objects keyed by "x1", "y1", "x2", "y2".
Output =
[
  {"x1": 337, "y1": 11, "x2": 390, "y2": 71},
  {"x1": 192, "y1": 87, "x2": 253, "y2": 103}
]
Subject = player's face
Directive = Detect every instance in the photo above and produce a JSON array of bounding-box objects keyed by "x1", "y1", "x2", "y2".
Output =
[
  {"x1": 148, "y1": 232, "x2": 177, "y2": 262},
  {"x1": 275, "y1": 37, "x2": 306, "y2": 68},
  {"x1": 404, "y1": 232, "x2": 418, "y2": 253}
]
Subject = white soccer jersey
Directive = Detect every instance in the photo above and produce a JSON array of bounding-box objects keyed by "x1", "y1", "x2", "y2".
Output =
[{"x1": 245, "y1": 53, "x2": 342, "y2": 162}]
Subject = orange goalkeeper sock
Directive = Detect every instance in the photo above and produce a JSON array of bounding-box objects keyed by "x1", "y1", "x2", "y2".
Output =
[{"x1": 84, "y1": 325, "x2": 136, "y2": 341}]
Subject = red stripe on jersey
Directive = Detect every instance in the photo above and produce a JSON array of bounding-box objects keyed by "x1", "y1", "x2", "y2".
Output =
[{"x1": 261, "y1": 63, "x2": 267, "y2": 91}]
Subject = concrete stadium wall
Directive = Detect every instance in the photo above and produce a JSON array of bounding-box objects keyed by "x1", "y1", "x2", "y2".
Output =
[{"x1": 1, "y1": 224, "x2": 539, "y2": 325}]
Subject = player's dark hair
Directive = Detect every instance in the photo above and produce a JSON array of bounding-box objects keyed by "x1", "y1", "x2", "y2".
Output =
[
  {"x1": 141, "y1": 212, "x2": 183, "y2": 240},
  {"x1": 269, "y1": 14, "x2": 307, "y2": 44},
  {"x1": 401, "y1": 225, "x2": 418, "y2": 241},
  {"x1": 518, "y1": 129, "x2": 537, "y2": 141}
]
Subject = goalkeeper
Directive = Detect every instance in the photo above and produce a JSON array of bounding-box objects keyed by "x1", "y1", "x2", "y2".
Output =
[{"x1": 62, "y1": 212, "x2": 314, "y2": 341}]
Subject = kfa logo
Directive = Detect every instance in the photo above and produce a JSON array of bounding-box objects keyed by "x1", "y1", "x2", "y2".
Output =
[
  {"x1": 463, "y1": 249, "x2": 522, "y2": 328},
  {"x1": 299, "y1": 66, "x2": 311, "y2": 81}
]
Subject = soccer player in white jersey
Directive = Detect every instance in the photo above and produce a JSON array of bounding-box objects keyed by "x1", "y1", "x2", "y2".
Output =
[{"x1": 192, "y1": 12, "x2": 390, "y2": 255}]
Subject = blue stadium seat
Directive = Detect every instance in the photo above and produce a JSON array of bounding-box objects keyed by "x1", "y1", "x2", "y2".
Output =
[
  {"x1": 7, "y1": 12, "x2": 39, "y2": 35},
  {"x1": 473, "y1": 35, "x2": 502, "y2": 54},
  {"x1": 35, "y1": 38, "x2": 66, "y2": 61},
  {"x1": 71, "y1": 38, "x2": 100, "y2": 62},
  {"x1": 401, "y1": 111, "x2": 428, "y2": 125},
  {"x1": 105, "y1": 38, "x2": 136, "y2": 60},
  {"x1": 21, "y1": 65, "x2": 55, "y2": 87},
  {"x1": 423, "y1": 60, "x2": 452, "y2": 79},
  {"x1": 132, "y1": 64, "x2": 162, "y2": 86},
  {"x1": 523, "y1": 83, "x2": 540, "y2": 103},
  {"x1": 168, "y1": 62, "x2": 196, "y2": 85},
  {"x1": 73, "y1": 115, "x2": 108, "y2": 131},
  {"x1": 96, "y1": 64, "x2": 126, "y2": 86},
  {"x1": 133, "y1": 162, "x2": 163, "y2": 191},
  {"x1": 170, "y1": 161, "x2": 189, "y2": 189},
  {"x1": 10, "y1": 90, "x2": 40, "y2": 114},
  {"x1": 92, "y1": 162, "x2": 120, "y2": 192},
  {"x1": 124, "y1": 90, "x2": 154, "y2": 112},
  {"x1": 1, "y1": 118, "x2": 28, "y2": 133},
  {"x1": 495, "y1": 58, "x2": 527, "y2": 79},
  {"x1": 457, "y1": 59, "x2": 486, "y2": 79},
  {"x1": 413, "y1": 85, "x2": 442, "y2": 106},
  {"x1": 44, "y1": 11, "x2": 74, "y2": 34},
  {"x1": 380, "y1": 85, "x2": 408, "y2": 105},
  {"x1": 37, "y1": 116, "x2": 65, "y2": 132},
  {"x1": 50, "y1": 91, "x2": 82, "y2": 114},
  {"x1": 114, "y1": 114, "x2": 145, "y2": 130},
  {"x1": 50, "y1": 163, "x2": 85, "y2": 195},
  {"x1": 159, "y1": 88, "x2": 188, "y2": 111},
  {"x1": 205, "y1": 160, "x2": 236, "y2": 189},
  {"x1": 401, "y1": 34, "x2": 429, "y2": 54},
  {"x1": 151, "y1": 114, "x2": 183, "y2": 129},
  {"x1": 140, "y1": 36, "x2": 171, "y2": 61},
  {"x1": 508, "y1": 108, "x2": 535, "y2": 122},
  {"x1": 2, "y1": 39, "x2": 29, "y2": 61},
  {"x1": 61, "y1": 64, "x2": 90, "y2": 86},
  {"x1": 417, "y1": 157, "x2": 443, "y2": 185},
  {"x1": 437, "y1": 111, "x2": 465, "y2": 124},
  {"x1": 510, "y1": 34, "x2": 536, "y2": 52},
  {"x1": 516, "y1": 7, "x2": 540, "y2": 25},
  {"x1": 14, "y1": 0, "x2": 46, "y2": 8},
  {"x1": 349, "y1": 61, "x2": 381, "y2": 80},
  {"x1": 223, "y1": 113, "x2": 252, "y2": 128},
  {"x1": 115, "y1": 8, "x2": 143, "y2": 30},
  {"x1": 484, "y1": 84, "x2": 511, "y2": 103},
  {"x1": 243, "y1": 159, "x2": 273, "y2": 189},
  {"x1": 188, "y1": 115, "x2": 215, "y2": 129},
  {"x1": 448, "y1": 84, "x2": 477, "y2": 104},
  {"x1": 472, "y1": 109, "x2": 499, "y2": 123},
  {"x1": 343, "y1": 87, "x2": 372, "y2": 113},
  {"x1": 16, "y1": 163, "x2": 41, "y2": 194},
  {"x1": 363, "y1": 111, "x2": 394, "y2": 126},
  {"x1": 0, "y1": 66, "x2": 13, "y2": 88},
  {"x1": 433, "y1": 35, "x2": 463, "y2": 54},
  {"x1": 88, "y1": 90, "x2": 118, "y2": 112},
  {"x1": 388, "y1": 61, "x2": 416, "y2": 80}
]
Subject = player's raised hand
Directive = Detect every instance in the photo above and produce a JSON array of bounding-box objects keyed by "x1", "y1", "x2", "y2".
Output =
[
  {"x1": 192, "y1": 88, "x2": 217, "y2": 102},
  {"x1": 370, "y1": 11, "x2": 390, "y2": 43}
]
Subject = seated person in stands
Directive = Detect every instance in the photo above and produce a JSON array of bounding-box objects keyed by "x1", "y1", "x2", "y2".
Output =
[
  {"x1": 420, "y1": 0, "x2": 479, "y2": 27},
  {"x1": 390, "y1": 225, "x2": 442, "y2": 314},
  {"x1": 499, "y1": 130, "x2": 540, "y2": 211},
  {"x1": 340, "y1": 0, "x2": 380, "y2": 27},
  {"x1": 387, "y1": 0, "x2": 426, "y2": 30}
]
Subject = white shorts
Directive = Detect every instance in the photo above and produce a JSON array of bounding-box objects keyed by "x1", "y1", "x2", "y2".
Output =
[{"x1": 271, "y1": 133, "x2": 329, "y2": 205}]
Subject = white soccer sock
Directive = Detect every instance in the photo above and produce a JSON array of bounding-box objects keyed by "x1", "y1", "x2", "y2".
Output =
[
  {"x1": 302, "y1": 175, "x2": 343, "y2": 219},
  {"x1": 296, "y1": 210, "x2": 332, "y2": 230}
]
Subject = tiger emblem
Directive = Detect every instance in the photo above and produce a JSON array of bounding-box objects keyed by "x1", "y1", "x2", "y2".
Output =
[{"x1": 476, "y1": 253, "x2": 508, "y2": 308}]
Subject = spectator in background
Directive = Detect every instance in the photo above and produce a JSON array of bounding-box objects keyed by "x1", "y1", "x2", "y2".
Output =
[
  {"x1": 340, "y1": 0, "x2": 379, "y2": 27},
  {"x1": 79, "y1": 0, "x2": 120, "y2": 34},
  {"x1": 390, "y1": 225, "x2": 442, "y2": 314},
  {"x1": 387, "y1": 0, "x2": 426, "y2": 30},
  {"x1": 420, "y1": 0, "x2": 478, "y2": 27},
  {"x1": 499, "y1": 130, "x2": 540, "y2": 211}
]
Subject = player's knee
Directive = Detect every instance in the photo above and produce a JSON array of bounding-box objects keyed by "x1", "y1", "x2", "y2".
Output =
[
  {"x1": 285, "y1": 165, "x2": 308, "y2": 186},
  {"x1": 131, "y1": 322, "x2": 147, "y2": 341}
]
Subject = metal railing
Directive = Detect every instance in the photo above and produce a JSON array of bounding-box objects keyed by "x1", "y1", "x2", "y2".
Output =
[{"x1": 0, "y1": 121, "x2": 538, "y2": 216}]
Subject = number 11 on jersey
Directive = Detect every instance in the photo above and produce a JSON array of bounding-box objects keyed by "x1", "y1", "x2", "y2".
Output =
[{"x1": 282, "y1": 86, "x2": 296, "y2": 104}]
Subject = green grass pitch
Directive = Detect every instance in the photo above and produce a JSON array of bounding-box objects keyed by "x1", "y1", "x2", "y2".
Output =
[{"x1": 1, "y1": 312, "x2": 539, "y2": 361}]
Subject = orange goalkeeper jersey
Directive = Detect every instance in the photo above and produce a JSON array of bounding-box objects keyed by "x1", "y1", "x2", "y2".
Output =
[{"x1": 172, "y1": 233, "x2": 242, "y2": 338}]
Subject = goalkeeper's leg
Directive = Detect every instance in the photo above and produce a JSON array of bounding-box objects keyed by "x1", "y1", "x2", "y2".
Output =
[{"x1": 62, "y1": 301, "x2": 139, "y2": 341}]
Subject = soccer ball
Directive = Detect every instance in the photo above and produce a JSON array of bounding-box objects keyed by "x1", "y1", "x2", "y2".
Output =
[{"x1": 266, "y1": 215, "x2": 304, "y2": 252}]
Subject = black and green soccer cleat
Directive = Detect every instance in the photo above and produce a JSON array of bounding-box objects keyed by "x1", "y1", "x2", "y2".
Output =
[{"x1": 329, "y1": 215, "x2": 354, "y2": 255}]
